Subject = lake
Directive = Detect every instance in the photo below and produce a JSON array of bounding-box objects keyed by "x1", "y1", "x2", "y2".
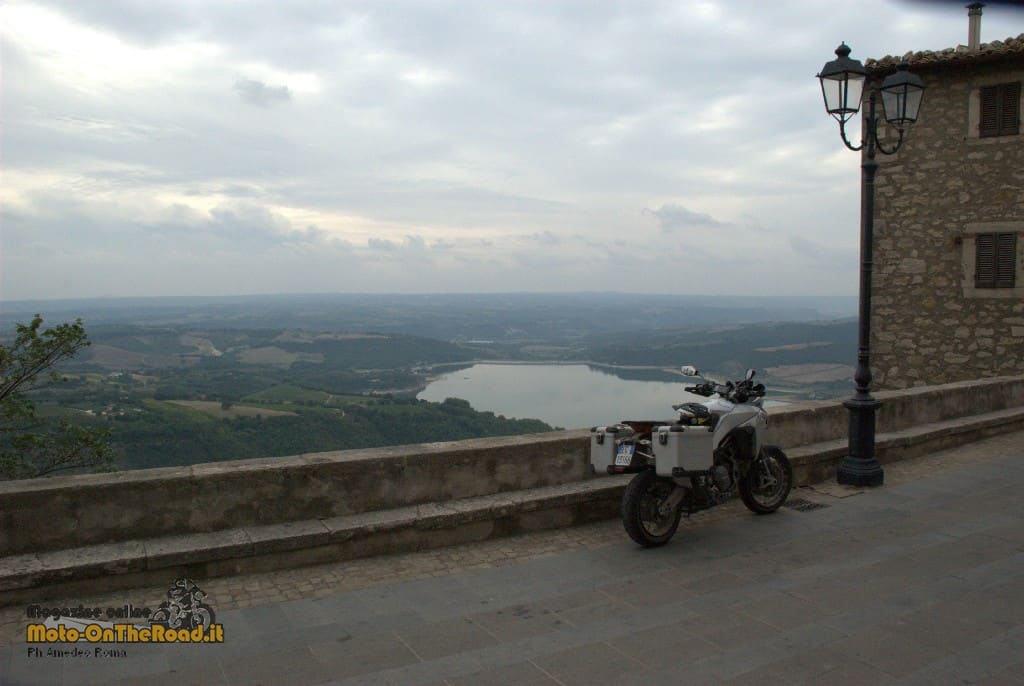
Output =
[{"x1": 417, "y1": 363, "x2": 706, "y2": 430}]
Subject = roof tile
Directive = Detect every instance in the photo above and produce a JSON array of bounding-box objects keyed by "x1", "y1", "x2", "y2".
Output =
[{"x1": 866, "y1": 33, "x2": 1024, "y2": 74}]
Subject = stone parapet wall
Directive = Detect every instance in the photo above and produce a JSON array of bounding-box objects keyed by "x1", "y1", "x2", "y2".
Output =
[
  {"x1": 766, "y1": 375, "x2": 1024, "y2": 447},
  {"x1": 2, "y1": 375, "x2": 1023, "y2": 559},
  {"x1": 0, "y1": 431, "x2": 591, "y2": 557},
  {"x1": 872, "y1": 59, "x2": 1024, "y2": 389}
]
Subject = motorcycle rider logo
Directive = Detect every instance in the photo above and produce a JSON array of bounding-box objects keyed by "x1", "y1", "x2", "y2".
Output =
[{"x1": 149, "y1": 578, "x2": 216, "y2": 631}]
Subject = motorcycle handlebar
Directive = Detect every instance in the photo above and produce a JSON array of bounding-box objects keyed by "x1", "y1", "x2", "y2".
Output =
[
  {"x1": 686, "y1": 377, "x2": 767, "y2": 401},
  {"x1": 684, "y1": 383, "x2": 714, "y2": 397}
]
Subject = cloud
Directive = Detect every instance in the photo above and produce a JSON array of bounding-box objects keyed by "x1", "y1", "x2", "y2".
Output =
[
  {"x1": 788, "y1": 235, "x2": 857, "y2": 273},
  {"x1": 529, "y1": 231, "x2": 560, "y2": 246},
  {"x1": 233, "y1": 78, "x2": 291, "y2": 107},
  {"x1": 402, "y1": 235, "x2": 427, "y2": 251},
  {"x1": 366, "y1": 235, "x2": 428, "y2": 253},
  {"x1": 367, "y1": 237, "x2": 399, "y2": 251},
  {"x1": 789, "y1": 235, "x2": 827, "y2": 260},
  {"x1": 5, "y1": 0, "x2": 1022, "y2": 299},
  {"x1": 645, "y1": 204, "x2": 729, "y2": 232}
]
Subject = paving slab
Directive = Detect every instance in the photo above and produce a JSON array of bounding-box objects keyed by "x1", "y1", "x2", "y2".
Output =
[
  {"x1": 530, "y1": 641, "x2": 642, "y2": 686},
  {"x1": 394, "y1": 616, "x2": 498, "y2": 661},
  {"x1": 446, "y1": 659, "x2": 559, "y2": 686}
]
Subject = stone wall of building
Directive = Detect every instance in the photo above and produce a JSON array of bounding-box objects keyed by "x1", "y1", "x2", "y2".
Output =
[{"x1": 872, "y1": 59, "x2": 1024, "y2": 389}]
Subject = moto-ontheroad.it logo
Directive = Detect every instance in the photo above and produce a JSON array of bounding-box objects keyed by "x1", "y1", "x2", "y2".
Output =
[{"x1": 25, "y1": 578, "x2": 225, "y2": 647}]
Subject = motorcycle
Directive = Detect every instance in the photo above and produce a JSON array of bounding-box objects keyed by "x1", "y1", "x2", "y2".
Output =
[{"x1": 589, "y1": 366, "x2": 792, "y2": 547}]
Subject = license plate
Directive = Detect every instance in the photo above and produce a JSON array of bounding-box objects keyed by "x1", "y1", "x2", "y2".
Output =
[{"x1": 615, "y1": 444, "x2": 635, "y2": 466}]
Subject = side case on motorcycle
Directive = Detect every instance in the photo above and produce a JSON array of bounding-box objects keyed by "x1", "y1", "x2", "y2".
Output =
[
  {"x1": 653, "y1": 425, "x2": 715, "y2": 476},
  {"x1": 589, "y1": 425, "x2": 621, "y2": 474}
]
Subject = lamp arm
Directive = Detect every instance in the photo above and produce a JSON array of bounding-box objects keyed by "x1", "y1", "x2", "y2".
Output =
[
  {"x1": 838, "y1": 118, "x2": 864, "y2": 152},
  {"x1": 874, "y1": 126, "x2": 905, "y2": 156}
]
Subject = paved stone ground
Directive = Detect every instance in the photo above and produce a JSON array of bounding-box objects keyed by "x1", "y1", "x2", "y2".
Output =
[{"x1": 1, "y1": 431, "x2": 1023, "y2": 685}]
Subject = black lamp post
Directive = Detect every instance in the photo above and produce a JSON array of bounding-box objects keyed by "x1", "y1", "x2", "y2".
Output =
[{"x1": 817, "y1": 44, "x2": 925, "y2": 487}]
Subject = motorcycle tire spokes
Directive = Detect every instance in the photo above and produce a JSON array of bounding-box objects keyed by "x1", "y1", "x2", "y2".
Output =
[{"x1": 739, "y1": 448, "x2": 792, "y2": 514}]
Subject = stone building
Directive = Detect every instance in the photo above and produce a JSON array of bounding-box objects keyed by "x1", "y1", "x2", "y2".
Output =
[{"x1": 866, "y1": 23, "x2": 1024, "y2": 389}]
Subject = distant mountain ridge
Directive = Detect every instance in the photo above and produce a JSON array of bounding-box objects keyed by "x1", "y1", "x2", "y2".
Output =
[{"x1": 2, "y1": 292, "x2": 858, "y2": 342}]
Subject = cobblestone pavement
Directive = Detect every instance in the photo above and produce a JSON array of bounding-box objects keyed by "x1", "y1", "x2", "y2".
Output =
[{"x1": 2, "y1": 430, "x2": 1022, "y2": 684}]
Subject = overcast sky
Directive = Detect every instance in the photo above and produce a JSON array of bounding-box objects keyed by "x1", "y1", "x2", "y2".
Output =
[{"x1": 2, "y1": 0, "x2": 1022, "y2": 300}]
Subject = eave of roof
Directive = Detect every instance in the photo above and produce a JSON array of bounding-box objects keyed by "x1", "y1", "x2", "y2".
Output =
[{"x1": 866, "y1": 33, "x2": 1024, "y2": 75}]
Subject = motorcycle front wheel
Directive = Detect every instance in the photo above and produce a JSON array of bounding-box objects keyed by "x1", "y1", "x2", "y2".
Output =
[
  {"x1": 739, "y1": 446, "x2": 792, "y2": 514},
  {"x1": 622, "y1": 469, "x2": 682, "y2": 547}
]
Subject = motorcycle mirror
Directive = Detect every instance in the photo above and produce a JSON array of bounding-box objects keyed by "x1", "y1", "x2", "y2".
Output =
[
  {"x1": 746, "y1": 368, "x2": 756, "y2": 381},
  {"x1": 680, "y1": 365, "x2": 699, "y2": 377}
]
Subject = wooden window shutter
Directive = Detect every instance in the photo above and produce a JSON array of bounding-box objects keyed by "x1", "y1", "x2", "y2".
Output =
[
  {"x1": 1001, "y1": 82, "x2": 1021, "y2": 136},
  {"x1": 996, "y1": 232, "x2": 1017, "y2": 288},
  {"x1": 975, "y1": 232, "x2": 1017, "y2": 288},
  {"x1": 980, "y1": 83, "x2": 1021, "y2": 137},
  {"x1": 980, "y1": 86, "x2": 999, "y2": 137},
  {"x1": 976, "y1": 233, "x2": 996, "y2": 286}
]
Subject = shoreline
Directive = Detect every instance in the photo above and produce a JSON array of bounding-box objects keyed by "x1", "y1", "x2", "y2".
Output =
[{"x1": 415, "y1": 361, "x2": 844, "y2": 405}]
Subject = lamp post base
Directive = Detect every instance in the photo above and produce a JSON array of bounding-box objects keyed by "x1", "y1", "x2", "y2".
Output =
[
  {"x1": 838, "y1": 396, "x2": 884, "y2": 487},
  {"x1": 837, "y1": 458, "x2": 885, "y2": 486}
]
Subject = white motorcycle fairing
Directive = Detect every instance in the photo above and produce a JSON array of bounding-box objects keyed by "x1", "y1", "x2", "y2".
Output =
[{"x1": 711, "y1": 400, "x2": 768, "y2": 458}]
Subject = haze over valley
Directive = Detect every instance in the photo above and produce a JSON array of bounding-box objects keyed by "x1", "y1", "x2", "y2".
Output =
[{"x1": 4, "y1": 293, "x2": 858, "y2": 472}]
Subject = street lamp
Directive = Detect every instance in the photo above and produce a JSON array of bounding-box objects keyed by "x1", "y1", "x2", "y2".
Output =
[{"x1": 817, "y1": 44, "x2": 925, "y2": 487}]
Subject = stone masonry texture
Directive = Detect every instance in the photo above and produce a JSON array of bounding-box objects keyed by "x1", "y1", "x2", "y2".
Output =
[{"x1": 871, "y1": 55, "x2": 1024, "y2": 389}]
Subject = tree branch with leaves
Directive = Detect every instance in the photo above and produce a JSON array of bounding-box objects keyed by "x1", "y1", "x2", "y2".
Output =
[{"x1": 0, "y1": 315, "x2": 114, "y2": 480}]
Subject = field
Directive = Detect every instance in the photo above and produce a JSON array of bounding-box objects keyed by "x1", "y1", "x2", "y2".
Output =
[
  {"x1": 242, "y1": 384, "x2": 370, "y2": 406},
  {"x1": 236, "y1": 347, "x2": 325, "y2": 366},
  {"x1": 165, "y1": 400, "x2": 297, "y2": 418},
  {"x1": 755, "y1": 341, "x2": 834, "y2": 353},
  {"x1": 764, "y1": 363, "x2": 854, "y2": 383},
  {"x1": 273, "y1": 331, "x2": 386, "y2": 344},
  {"x1": 85, "y1": 344, "x2": 185, "y2": 370}
]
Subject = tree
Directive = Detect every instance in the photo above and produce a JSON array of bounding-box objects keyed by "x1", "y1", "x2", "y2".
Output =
[{"x1": 0, "y1": 315, "x2": 114, "y2": 479}]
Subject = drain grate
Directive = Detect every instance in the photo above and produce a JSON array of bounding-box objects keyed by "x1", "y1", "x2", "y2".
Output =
[{"x1": 783, "y1": 498, "x2": 831, "y2": 512}]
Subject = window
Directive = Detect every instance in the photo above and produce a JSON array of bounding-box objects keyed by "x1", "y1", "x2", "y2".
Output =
[
  {"x1": 962, "y1": 223, "x2": 1024, "y2": 299},
  {"x1": 979, "y1": 82, "x2": 1020, "y2": 138},
  {"x1": 975, "y1": 232, "x2": 1017, "y2": 288}
]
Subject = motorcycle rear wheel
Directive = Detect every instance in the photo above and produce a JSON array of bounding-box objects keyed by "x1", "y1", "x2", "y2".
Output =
[
  {"x1": 739, "y1": 446, "x2": 792, "y2": 514},
  {"x1": 622, "y1": 469, "x2": 682, "y2": 547}
]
